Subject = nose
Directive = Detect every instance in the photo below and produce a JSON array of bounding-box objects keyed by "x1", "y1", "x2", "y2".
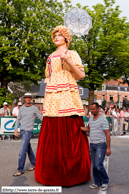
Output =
[{"x1": 55, "y1": 35, "x2": 58, "y2": 40}]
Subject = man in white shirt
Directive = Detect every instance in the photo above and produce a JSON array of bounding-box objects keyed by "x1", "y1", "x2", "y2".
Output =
[
  {"x1": 0, "y1": 102, "x2": 11, "y2": 116},
  {"x1": 12, "y1": 102, "x2": 22, "y2": 117},
  {"x1": 112, "y1": 108, "x2": 119, "y2": 135}
]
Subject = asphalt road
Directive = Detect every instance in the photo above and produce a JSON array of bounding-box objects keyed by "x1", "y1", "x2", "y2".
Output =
[{"x1": 0, "y1": 135, "x2": 129, "y2": 194}]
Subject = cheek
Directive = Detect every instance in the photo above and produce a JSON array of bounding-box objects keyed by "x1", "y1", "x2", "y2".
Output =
[{"x1": 59, "y1": 36, "x2": 65, "y2": 42}]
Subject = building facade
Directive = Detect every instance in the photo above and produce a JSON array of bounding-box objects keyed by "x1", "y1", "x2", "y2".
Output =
[{"x1": 95, "y1": 79, "x2": 129, "y2": 107}]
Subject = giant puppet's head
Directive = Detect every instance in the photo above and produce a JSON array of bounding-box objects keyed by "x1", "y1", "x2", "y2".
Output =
[{"x1": 51, "y1": 25, "x2": 72, "y2": 47}]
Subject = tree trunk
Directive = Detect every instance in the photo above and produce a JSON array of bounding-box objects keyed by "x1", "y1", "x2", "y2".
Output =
[
  {"x1": 88, "y1": 89, "x2": 94, "y2": 112},
  {"x1": 1, "y1": 79, "x2": 8, "y2": 90},
  {"x1": 1, "y1": 79, "x2": 8, "y2": 97}
]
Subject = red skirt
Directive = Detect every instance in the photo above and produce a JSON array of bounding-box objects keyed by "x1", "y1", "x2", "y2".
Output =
[{"x1": 35, "y1": 116, "x2": 91, "y2": 186}]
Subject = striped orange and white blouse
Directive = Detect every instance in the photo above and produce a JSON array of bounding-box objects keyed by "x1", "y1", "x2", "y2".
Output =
[{"x1": 43, "y1": 50, "x2": 85, "y2": 117}]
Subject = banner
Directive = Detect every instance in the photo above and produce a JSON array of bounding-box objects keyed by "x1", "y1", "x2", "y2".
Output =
[{"x1": 0, "y1": 117, "x2": 41, "y2": 135}]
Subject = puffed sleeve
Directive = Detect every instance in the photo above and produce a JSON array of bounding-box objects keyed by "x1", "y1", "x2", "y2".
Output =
[{"x1": 70, "y1": 50, "x2": 84, "y2": 72}]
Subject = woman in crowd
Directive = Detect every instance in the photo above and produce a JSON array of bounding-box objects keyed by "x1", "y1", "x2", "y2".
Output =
[
  {"x1": 38, "y1": 106, "x2": 43, "y2": 114},
  {"x1": 104, "y1": 106, "x2": 111, "y2": 131},
  {"x1": 109, "y1": 101, "x2": 114, "y2": 110},
  {"x1": 35, "y1": 25, "x2": 91, "y2": 186},
  {"x1": 104, "y1": 106, "x2": 109, "y2": 116}
]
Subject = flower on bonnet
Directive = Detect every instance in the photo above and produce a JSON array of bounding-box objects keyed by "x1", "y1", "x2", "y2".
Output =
[{"x1": 51, "y1": 25, "x2": 72, "y2": 47}]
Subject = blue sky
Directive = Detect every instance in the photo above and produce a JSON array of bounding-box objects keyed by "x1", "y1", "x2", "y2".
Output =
[{"x1": 70, "y1": 0, "x2": 129, "y2": 21}]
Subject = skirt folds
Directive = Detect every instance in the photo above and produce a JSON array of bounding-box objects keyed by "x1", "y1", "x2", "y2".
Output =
[{"x1": 35, "y1": 116, "x2": 91, "y2": 186}]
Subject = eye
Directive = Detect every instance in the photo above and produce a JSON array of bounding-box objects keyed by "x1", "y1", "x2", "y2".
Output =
[{"x1": 54, "y1": 35, "x2": 57, "y2": 38}]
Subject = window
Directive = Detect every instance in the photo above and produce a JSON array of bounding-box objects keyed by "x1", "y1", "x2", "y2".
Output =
[
  {"x1": 102, "y1": 95, "x2": 105, "y2": 101},
  {"x1": 79, "y1": 88, "x2": 83, "y2": 96},
  {"x1": 110, "y1": 95, "x2": 113, "y2": 101},
  {"x1": 125, "y1": 96, "x2": 127, "y2": 100}
]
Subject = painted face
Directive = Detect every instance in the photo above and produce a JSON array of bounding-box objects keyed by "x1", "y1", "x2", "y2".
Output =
[
  {"x1": 53, "y1": 32, "x2": 66, "y2": 47},
  {"x1": 90, "y1": 104, "x2": 99, "y2": 116}
]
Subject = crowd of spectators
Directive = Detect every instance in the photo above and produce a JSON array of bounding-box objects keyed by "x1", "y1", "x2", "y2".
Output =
[
  {"x1": 83, "y1": 103, "x2": 129, "y2": 136},
  {"x1": 1, "y1": 101, "x2": 129, "y2": 139}
]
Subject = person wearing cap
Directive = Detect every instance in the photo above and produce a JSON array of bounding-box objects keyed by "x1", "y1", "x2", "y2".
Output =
[
  {"x1": 12, "y1": 102, "x2": 22, "y2": 117},
  {"x1": 13, "y1": 93, "x2": 43, "y2": 177},
  {"x1": 0, "y1": 102, "x2": 11, "y2": 116},
  {"x1": 35, "y1": 25, "x2": 91, "y2": 186}
]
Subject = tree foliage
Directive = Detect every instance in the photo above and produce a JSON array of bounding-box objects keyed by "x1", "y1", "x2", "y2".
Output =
[
  {"x1": 8, "y1": 82, "x2": 25, "y2": 100},
  {"x1": 0, "y1": 88, "x2": 13, "y2": 107},
  {"x1": 21, "y1": 80, "x2": 33, "y2": 92},
  {"x1": 8, "y1": 80, "x2": 33, "y2": 101},
  {"x1": 0, "y1": 0, "x2": 71, "y2": 90},
  {"x1": 70, "y1": 0, "x2": 129, "y2": 106},
  {"x1": 1, "y1": 0, "x2": 129, "y2": 108}
]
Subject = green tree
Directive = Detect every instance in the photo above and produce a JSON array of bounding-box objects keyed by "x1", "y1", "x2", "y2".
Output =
[
  {"x1": 0, "y1": 0, "x2": 71, "y2": 90},
  {"x1": 21, "y1": 80, "x2": 33, "y2": 92},
  {"x1": 8, "y1": 82, "x2": 25, "y2": 101},
  {"x1": 8, "y1": 80, "x2": 33, "y2": 102},
  {"x1": 0, "y1": 88, "x2": 13, "y2": 107},
  {"x1": 120, "y1": 39, "x2": 129, "y2": 86},
  {"x1": 70, "y1": 0, "x2": 129, "y2": 108}
]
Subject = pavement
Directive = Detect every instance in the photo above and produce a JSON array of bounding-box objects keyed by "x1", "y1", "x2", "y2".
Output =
[{"x1": 0, "y1": 135, "x2": 129, "y2": 194}]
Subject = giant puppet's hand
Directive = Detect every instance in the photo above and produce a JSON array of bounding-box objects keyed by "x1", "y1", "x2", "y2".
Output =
[{"x1": 60, "y1": 49, "x2": 68, "y2": 64}]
